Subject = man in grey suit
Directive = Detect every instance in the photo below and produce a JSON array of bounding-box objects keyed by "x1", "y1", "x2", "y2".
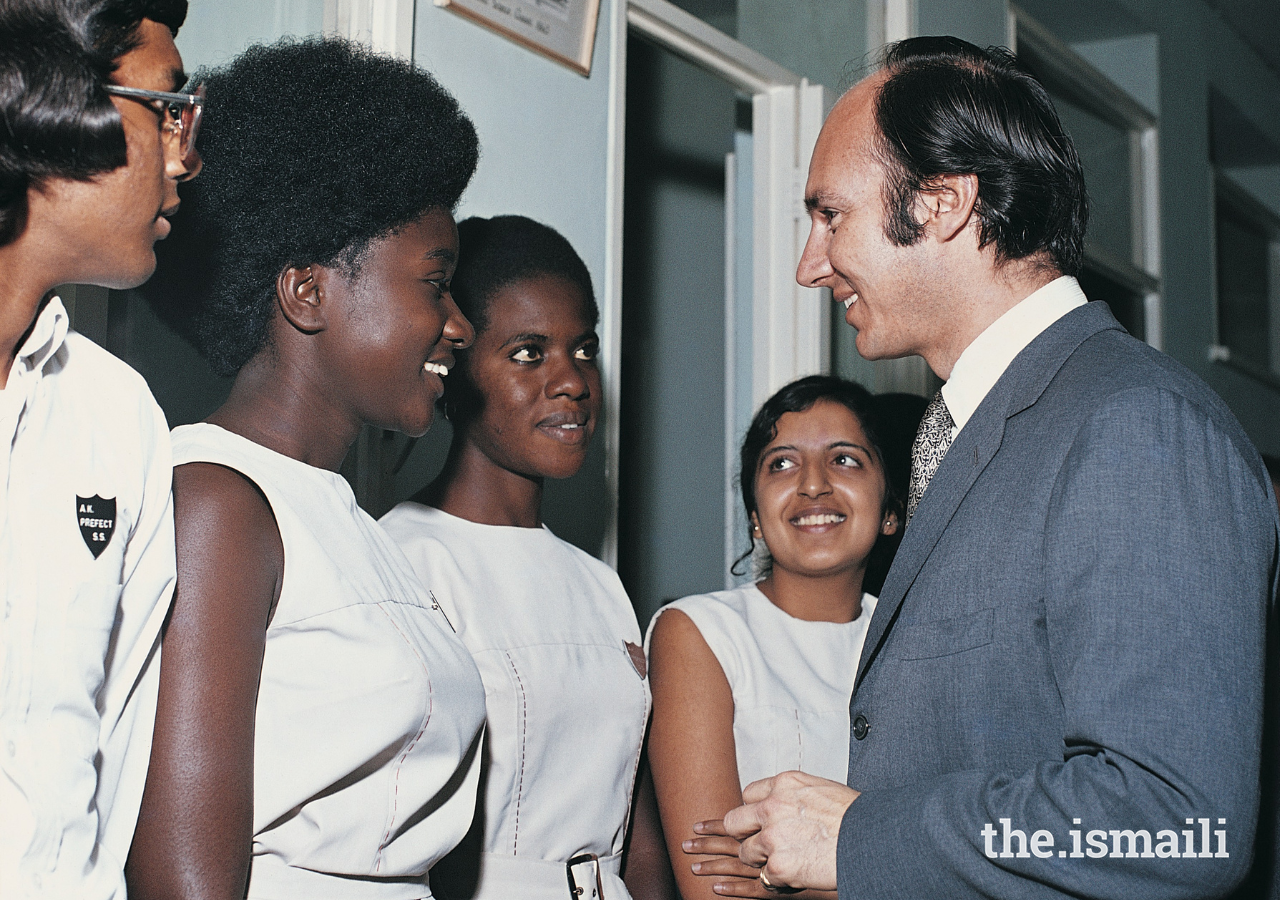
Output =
[{"x1": 712, "y1": 36, "x2": 1278, "y2": 899}]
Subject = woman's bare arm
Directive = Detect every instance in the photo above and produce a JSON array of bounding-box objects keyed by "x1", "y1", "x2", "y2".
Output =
[
  {"x1": 649, "y1": 610, "x2": 835, "y2": 900},
  {"x1": 648, "y1": 609, "x2": 758, "y2": 900},
  {"x1": 126, "y1": 462, "x2": 283, "y2": 900},
  {"x1": 622, "y1": 749, "x2": 678, "y2": 900}
]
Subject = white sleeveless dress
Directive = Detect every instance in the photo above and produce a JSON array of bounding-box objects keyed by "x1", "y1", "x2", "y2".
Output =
[
  {"x1": 645, "y1": 583, "x2": 876, "y2": 789},
  {"x1": 380, "y1": 503, "x2": 650, "y2": 900},
  {"x1": 171, "y1": 424, "x2": 487, "y2": 900}
]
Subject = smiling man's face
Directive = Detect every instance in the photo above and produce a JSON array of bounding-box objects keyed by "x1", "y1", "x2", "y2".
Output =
[{"x1": 796, "y1": 72, "x2": 950, "y2": 364}]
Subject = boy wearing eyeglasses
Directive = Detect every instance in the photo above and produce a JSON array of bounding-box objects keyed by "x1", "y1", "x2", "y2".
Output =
[{"x1": 0, "y1": 1, "x2": 202, "y2": 896}]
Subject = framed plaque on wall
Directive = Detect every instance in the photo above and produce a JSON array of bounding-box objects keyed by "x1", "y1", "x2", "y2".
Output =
[{"x1": 436, "y1": 0, "x2": 602, "y2": 75}]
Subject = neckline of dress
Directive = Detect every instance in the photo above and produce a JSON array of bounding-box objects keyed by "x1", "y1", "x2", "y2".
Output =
[
  {"x1": 744, "y1": 582, "x2": 877, "y2": 629},
  {"x1": 403, "y1": 501, "x2": 555, "y2": 535},
  {"x1": 183, "y1": 422, "x2": 353, "y2": 494}
]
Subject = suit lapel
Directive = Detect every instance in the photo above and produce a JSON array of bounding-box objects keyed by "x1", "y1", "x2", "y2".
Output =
[
  {"x1": 854, "y1": 302, "x2": 1125, "y2": 687},
  {"x1": 855, "y1": 398, "x2": 1007, "y2": 684}
]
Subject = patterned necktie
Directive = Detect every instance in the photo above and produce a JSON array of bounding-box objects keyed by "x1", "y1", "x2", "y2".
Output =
[{"x1": 907, "y1": 390, "x2": 955, "y2": 524}]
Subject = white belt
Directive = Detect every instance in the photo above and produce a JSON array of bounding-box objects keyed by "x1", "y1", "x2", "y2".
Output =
[
  {"x1": 448, "y1": 851, "x2": 628, "y2": 900},
  {"x1": 246, "y1": 856, "x2": 431, "y2": 900}
]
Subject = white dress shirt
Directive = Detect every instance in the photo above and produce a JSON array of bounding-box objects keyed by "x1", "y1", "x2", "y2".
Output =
[
  {"x1": 941, "y1": 276, "x2": 1088, "y2": 437},
  {"x1": 0, "y1": 296, "x2": 176, "y2": 900}
]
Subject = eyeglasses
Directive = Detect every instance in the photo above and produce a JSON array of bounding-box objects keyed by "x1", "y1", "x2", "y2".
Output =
[{"x1": 104, "y1": 79, "x2": 206, "y2": 167}]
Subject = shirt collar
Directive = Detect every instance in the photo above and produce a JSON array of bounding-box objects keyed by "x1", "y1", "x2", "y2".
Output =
[
  {"x1": 941, "y1": 276, "x2": 1087, "y2": 434},
  {"x1": 5, "y1": 294, "x2": 69, "y2": 389}
]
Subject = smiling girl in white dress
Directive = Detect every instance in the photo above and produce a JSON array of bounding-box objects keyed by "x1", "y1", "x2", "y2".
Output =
[
  {"x1": 645, "y1": 376, "x2": 903, "y2": 900},
  {"x1": 126, "y1": 39, "x2": 486, "y2": 900},
  {"x1": 381, "y1": 216, "x2": 663, "y2": 900}
]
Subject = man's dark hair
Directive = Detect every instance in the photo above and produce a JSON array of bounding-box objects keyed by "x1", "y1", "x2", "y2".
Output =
[
  {"x1": 734, "y1": 374, "x2": 901, "y2": 577},
  {"x1": 0, "y1": 0, "x2": 188, "y2": 245},
  {"x1": 862, "y1": 391, "x2": 928, "y2": 596},
  {"x1": 143, "y1": 36, "x2": 479, "y2": 376},
  {"x1": 86, "y1": 0, "x2": 187, "y2": 66},
  {"x1": 1262, "y1": 454, "x2": 1280, "y2": 485},
  {"x1": 441, "y1": 214, "x2": 598, "y2": 424},
  {"x1": 873, "y1": 36, "x2": 1089, "y2": 276}
]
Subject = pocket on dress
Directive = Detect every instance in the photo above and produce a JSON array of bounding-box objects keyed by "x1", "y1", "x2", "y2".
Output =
[{"x1": 893, "y1": 607, "x2": 993, "y2": 660}]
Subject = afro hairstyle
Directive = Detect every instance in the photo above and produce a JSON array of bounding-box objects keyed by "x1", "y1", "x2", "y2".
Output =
[{"x1": 144, "y1": 36, "x2": 478, "y2": 376}]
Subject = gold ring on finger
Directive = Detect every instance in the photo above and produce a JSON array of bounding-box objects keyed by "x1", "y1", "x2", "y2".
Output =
[{"x1": 759, "y1": 868, "x2": 800, "y2": 894}]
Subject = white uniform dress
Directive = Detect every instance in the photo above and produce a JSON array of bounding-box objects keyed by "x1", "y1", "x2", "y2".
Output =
[
  {"x1": 645, "y1": 583, "x2": 876, "y2": 788},
  {"x1": 0, "y1": 297, "x2": 175, "y2": 900},
  {"x1": 380, "y1": 504, "x2": 650, "y2": 900},
  {"x1": 171, "y1": 425, "x2": 486, "y2": 900}
]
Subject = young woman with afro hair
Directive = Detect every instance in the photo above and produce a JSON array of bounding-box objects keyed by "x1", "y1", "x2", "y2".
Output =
[{"x1": 127, "y1": 37, "x2": 488, "y2": 900}]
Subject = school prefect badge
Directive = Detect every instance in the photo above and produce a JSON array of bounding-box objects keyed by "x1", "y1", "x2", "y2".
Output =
[{"x1": 77, "y1": 495, "x2": 116, "y2": 559}]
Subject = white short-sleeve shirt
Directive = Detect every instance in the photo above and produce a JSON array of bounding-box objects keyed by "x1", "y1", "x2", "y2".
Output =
[{"x1": 0, "y1": 296, "x2": 176, "y2": 900}]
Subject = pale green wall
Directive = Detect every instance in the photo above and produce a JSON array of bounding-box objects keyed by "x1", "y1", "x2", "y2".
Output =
[
  {"x1": 736, "y1": 0, "x2": 870, "y2": 93},
  {"x1": 917, "y1": 0, "x2": 1006, "y2": 48},
  {"x1": 176, "y1": 0, "x2": 324, "y2": 67}
]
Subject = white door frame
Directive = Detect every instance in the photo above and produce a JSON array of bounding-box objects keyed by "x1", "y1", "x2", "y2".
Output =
[
  {"x1": 867, "y1": 0, "x2": 916, "y2": 49},
  {"x1": 603, "y1": 0, "x2": 828, "y2": 568},
  {"x1": 1009, "y1": 5, "x2": 1162, "y2": 351},
  {"x1": 623, "y1": 0, "x2": 827, "y2": 411},
  {"x1": 324, "y1": 0, "x2": 416, "y2": 59}
]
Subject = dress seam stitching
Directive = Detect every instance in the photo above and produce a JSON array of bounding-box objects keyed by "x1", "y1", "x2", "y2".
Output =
[
  {"x1": 373, "y1": 603, "x2": 433, "y2": 872},
  {"x1": 505, "y1": 649, "x2": 528, "y2": 855}
]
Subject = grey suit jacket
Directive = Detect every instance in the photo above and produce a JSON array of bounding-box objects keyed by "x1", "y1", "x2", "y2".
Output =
[{"x1": 837, "y1": 302, "x2": 1279, "y2": 899}]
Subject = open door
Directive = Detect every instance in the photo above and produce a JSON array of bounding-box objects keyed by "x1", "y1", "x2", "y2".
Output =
[{"x1": 617, "y1": 0, "x2": 826, "y2": 620}]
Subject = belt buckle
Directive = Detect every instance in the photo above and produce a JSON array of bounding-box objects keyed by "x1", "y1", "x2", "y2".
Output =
[{"x1": 566, "y1": 853, "x2": 604, "y2": 900}]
